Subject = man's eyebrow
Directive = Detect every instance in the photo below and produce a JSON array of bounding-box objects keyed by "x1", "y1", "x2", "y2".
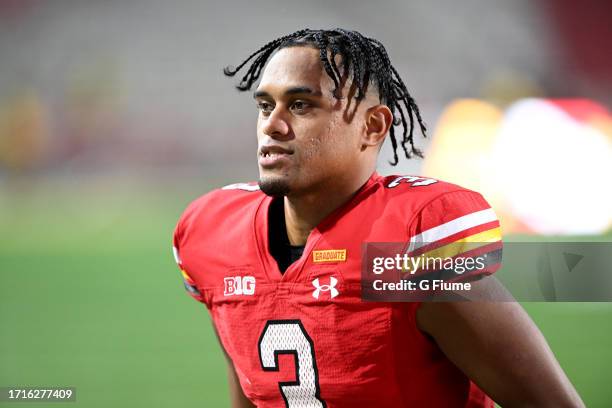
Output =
[
  {"x1": 253, "y1": 87, "x2": 323, "y2": 99},
  {"x1": 285, "y1": 86, "x2": 322, "y2": 96}
]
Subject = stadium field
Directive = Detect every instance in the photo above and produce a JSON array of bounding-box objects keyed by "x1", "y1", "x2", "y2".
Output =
[{"x1": 0, "y1": 181, "x2": 610, "y2": 407}]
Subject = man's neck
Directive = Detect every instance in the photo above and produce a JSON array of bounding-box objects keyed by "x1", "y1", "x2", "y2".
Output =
[{"x1": 283, "y1": 171, "x2": 375, "y2": 246}]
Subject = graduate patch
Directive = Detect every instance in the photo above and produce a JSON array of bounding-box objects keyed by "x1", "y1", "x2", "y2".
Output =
[{"x1": 312, "y1": 249, "x2": 347, "y2": 263}]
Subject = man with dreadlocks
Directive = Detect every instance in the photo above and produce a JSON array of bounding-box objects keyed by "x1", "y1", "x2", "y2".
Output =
[{"x1": 172, "y1": 29, "x2": 583, "y2": 407}]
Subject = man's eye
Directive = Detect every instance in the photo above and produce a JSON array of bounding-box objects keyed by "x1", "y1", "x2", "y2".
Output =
[
  {"x1": 291, "y1": 101, "x2": 310, "y2": 113},
  {"x1": 257, "y1": 102, "x2": 274, "y2": 114}
]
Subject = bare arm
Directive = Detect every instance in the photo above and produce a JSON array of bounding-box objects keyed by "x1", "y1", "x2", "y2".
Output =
[
  {"x1": 224, "y1": 359, "x2": 256, "y2": 408},
  {"x1": 416, "y1": 279, "x2": 584, "y2": 407},
  {"x1": 212, "y1": 325, "x2": 255, "y2": 408}
]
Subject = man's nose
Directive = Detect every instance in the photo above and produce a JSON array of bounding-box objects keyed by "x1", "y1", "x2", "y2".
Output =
[{"x1": 261, "y1": 107, "x2": 291, "y2": 140}]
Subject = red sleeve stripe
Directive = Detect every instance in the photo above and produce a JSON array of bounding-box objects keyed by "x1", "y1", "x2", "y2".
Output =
[
  {"x1": 409, "y1": 208, "x2": 498, "y2": 252},
  {"x1": 411, "y1": 219, "x2": 500, "y2": 255},
  {"x1": 407, "y1": 226, "x2": 502, "y2": 267}
]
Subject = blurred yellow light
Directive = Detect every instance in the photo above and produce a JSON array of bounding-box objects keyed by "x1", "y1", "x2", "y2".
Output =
[{"x1": 425, "y1": 98, "x2": 612, "y2": 235}]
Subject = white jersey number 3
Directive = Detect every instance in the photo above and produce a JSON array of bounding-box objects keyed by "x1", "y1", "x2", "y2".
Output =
[{"x1": 258, "y1": 320, "x2": 326, "y2": 408}]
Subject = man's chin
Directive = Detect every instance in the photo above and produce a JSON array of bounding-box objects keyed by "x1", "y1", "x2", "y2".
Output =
[{"x1": 258, "y1": 176, "x2": 291, "y2": 197}]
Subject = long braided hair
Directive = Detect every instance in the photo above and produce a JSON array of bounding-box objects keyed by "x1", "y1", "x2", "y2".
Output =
[{"x1": 224, "y1": 28, "x2": 427, "y2": 164}]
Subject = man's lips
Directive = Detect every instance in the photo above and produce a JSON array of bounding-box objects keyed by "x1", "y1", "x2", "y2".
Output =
[
  {"x1": 258, "y1": 145, "x2": 294, "y2": 168},
  {"x1": 259, "y1": 145, "x2": 294, "y2": 156}
]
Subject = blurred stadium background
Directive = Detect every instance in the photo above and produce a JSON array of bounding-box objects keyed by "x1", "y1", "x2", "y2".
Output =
[{"x1": 0, "y1": 0, "x2": 610, "y2": 406}]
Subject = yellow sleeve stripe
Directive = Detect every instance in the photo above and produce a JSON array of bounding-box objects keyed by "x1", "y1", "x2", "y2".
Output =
[
  {"x1": 414, "y1": 226, "x2": 502, "y2": 262},
  {"x1": 180, "y1": 269, "x2": 195, "y2": 284}
]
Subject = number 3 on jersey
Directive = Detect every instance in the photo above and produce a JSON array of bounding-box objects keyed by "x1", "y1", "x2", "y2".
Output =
[{"x1": 258, "y1": 320, "x2": 327, "y2": 408}]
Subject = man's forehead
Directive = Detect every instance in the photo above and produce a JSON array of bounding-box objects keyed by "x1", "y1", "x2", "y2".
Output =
[{"x1": 257, "y1": 46, "x2": 328, "y2": 94}]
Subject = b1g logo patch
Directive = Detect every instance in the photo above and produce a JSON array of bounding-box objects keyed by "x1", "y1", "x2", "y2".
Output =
[{"x1": 224, "y1": 276, "x2": 256, "y2": 296}]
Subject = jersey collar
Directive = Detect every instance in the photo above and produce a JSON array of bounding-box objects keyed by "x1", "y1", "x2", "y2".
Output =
[{"x1": 253, "y1": 172, "x2": 382, "y2": 282}]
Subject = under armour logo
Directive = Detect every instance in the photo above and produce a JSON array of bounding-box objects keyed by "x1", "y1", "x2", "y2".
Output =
[{"x1": 312, "y1": 277, "x2": 339, "y2": 299}]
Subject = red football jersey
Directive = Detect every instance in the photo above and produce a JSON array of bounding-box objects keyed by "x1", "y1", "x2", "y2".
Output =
[{"x1": 173, "y1": 172, "x2": 501, "y2": 407}]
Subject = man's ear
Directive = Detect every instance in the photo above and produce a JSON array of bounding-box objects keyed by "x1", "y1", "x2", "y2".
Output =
[{"x1": 362, "y1": 105, "x2": 393, "y2": 148}]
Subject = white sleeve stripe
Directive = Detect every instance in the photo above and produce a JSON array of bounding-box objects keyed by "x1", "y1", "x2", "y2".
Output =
[
  {"x1": 172, "y1": 246, "x2": 182, "y2": 265},
  {"x1": 221, "y1": 182, "x2": 260, "y2": 191},
  {"x1": 409, "y1": 208, "x2": 498, "y2": 251}
]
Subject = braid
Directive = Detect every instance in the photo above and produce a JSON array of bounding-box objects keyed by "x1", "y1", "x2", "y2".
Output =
[
  {"x1": 223, "y1": 28, "x2": 427, "y2": 164},
  {"x1": 223, "y1": 29, "x2": 311, "y2": 91},
  {"x1": 311, "y1": 32, "x2": 341, "y2": 95},
  {"x1": 326, "y1": 41, "x2": 344, "y2": 89}
]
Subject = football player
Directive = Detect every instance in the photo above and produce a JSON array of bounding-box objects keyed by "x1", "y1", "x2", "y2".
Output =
[{"x1": 173, "y1": 29, "x2": 583, "y2": 407}]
